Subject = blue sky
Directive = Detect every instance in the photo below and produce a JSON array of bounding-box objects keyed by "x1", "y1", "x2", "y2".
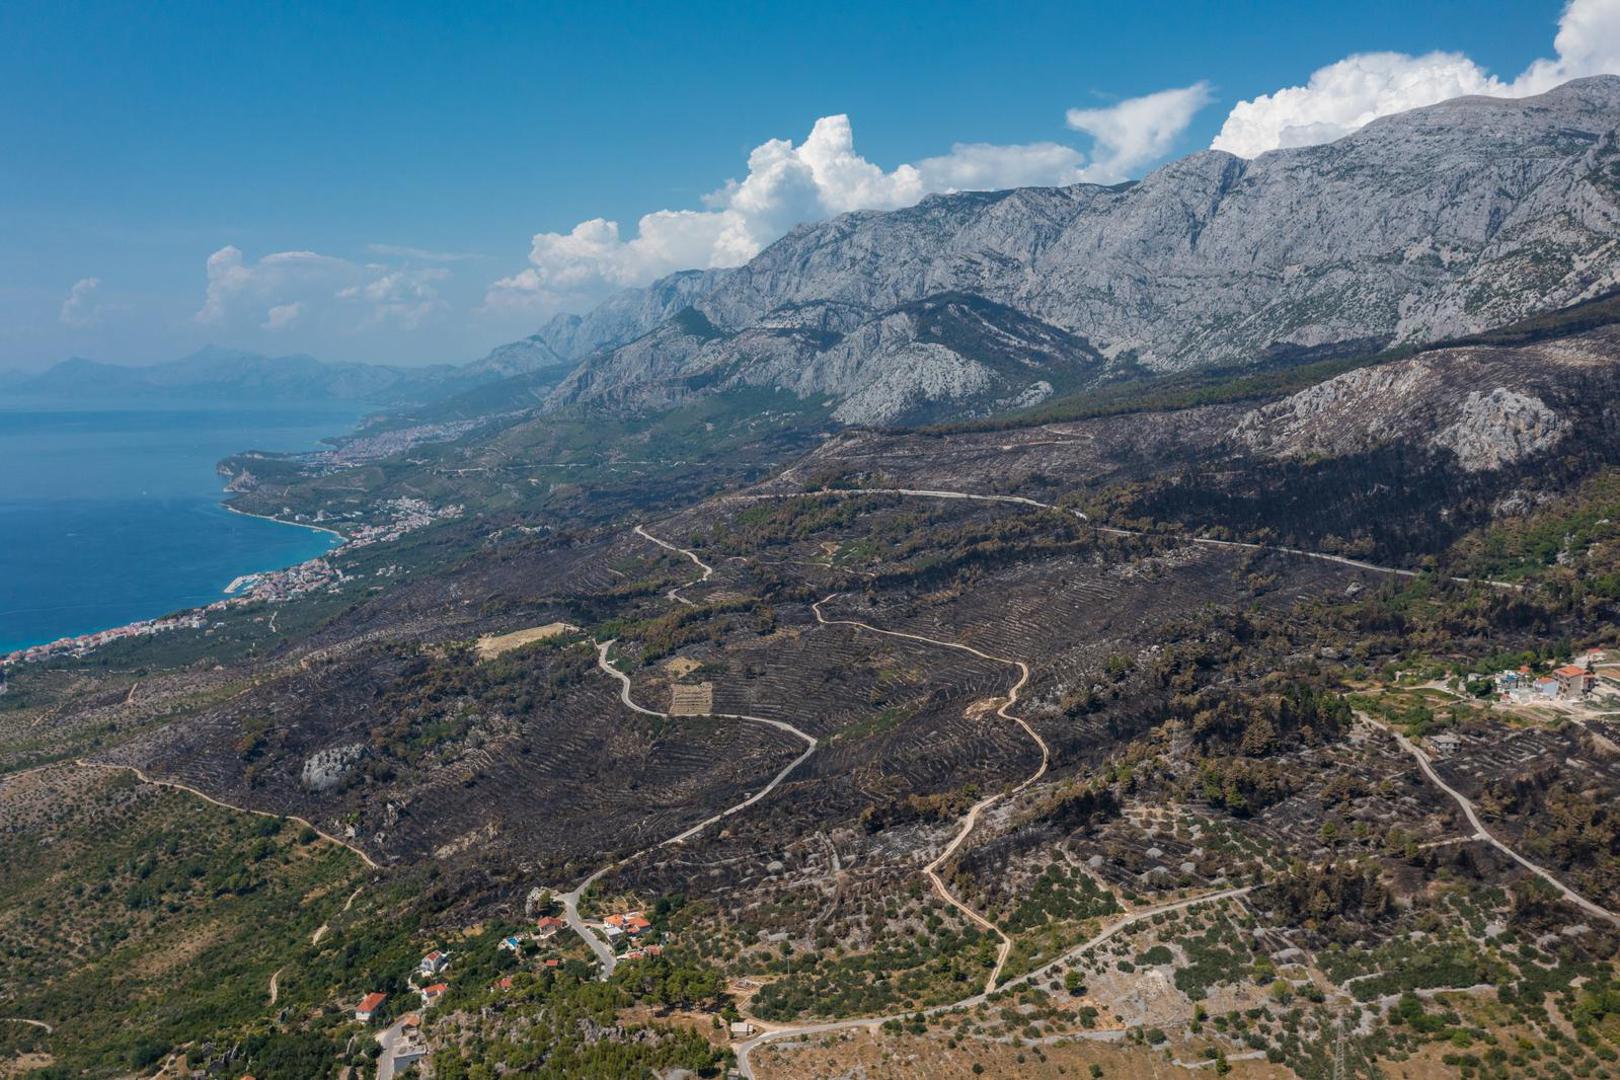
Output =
[{"x1": 1, "y1": 0, "x2": 1611, "y2": 370}]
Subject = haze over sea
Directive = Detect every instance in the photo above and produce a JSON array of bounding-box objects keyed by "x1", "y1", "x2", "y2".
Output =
[{"x1": 0, "y1": 399, "x2": 360, "y2": 653}]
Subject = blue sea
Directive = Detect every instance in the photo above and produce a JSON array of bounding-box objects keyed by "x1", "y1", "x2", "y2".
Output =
[{"x1": 0, "y1": 399, "x2": 362, "y2": 653}]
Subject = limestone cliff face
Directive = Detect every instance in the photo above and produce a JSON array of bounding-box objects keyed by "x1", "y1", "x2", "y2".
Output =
[{"x1": 524, "y1": 77, "x2": 1620, "y2": 425}]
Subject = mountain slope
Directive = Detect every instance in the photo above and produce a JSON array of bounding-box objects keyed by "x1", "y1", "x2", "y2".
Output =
[
  {"x1": 537, "y1": 76, "x2": 1620, "y2": 425},
  {"x1": 13, "y1": 347, "x2": 455, "y2": 404}
]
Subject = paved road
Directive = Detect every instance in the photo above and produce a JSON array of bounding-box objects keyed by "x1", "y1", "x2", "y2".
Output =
[
  {"x1": 1360, "y1": 714, "x2": 1619, "y2": 925},
  {"x1": 735, "y1": 885, "x2": 1253, "y2": 1077},
  {"x1": 811, "y1": 595, "x2": 1050, "y2": 993},
  {"x1": 374, "y1": 1014, "x2": 413, "y2": 1080},
  {"x1": 559, "y1": 869, "x2": 622, "y2": 976},
  {"x1": 738, "y1": 486, "x2": 1520, "y2": 591}
]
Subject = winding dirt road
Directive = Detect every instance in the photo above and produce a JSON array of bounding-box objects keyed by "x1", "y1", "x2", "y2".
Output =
[
  {"x1": 811, "y1": 595, "x2": 1049, "y2": 993},
  {"x1": 0, "y1": 1018, "x2": 52, "y2": 1034},
  {"x1": 554, "y1": 528, "x2": 819, "y2": 978},
  {"x1": 72, "y1": 760, "x2": 380, "y2": 869},
  {"x1": 311, "y1": 884, "x2": 366, "y2": 946},
  {"x1": 636, "y1": 523, "x2": 713, "y2": 606}
]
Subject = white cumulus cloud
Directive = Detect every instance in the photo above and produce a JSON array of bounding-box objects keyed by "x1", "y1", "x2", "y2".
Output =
[
  {"x1": 1212, "y1": 0, "x2": 1620, "y2": 157},
  {"x1": 338, "y1": 267, "x2": 450, "y2": 329},
  {"x1": 485, "y1": 90, "x2": 1212, "y2": 314},
  {"x1": 196, "y1": 246, "x2": 451, "y2": 333},
  {"x1": 59, "y1": 277, "x2": 103, "y2": 327}
]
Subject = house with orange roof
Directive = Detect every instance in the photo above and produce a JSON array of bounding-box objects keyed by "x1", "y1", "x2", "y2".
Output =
[
  {"x1": 605, "y1": 911, "x2": 652, "y2": 936},
  {"x1": 1553, "y1": 664, "x2": 1595, "y2": 696},
  {"x1": 419, "y1": 982, "x2": 449, "y2": 1007},
  {"x1": 355, "y1": 991, "x2": 388, "y2": 1022}
]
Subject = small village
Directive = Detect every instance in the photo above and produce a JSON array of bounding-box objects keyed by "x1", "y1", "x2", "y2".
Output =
[
  {"x1": 1384, "y1": 650, "x2": 1620, "y2": 769},
  {"x1": 0, "y1": 610, "x2": 208, "y2": 668},
  {"x1": 347, "y1": 905, "x2": 669, "y2": 1078},
  {"x1": 1489, "y1": 656, "x2": 1601, "y2": 704}
]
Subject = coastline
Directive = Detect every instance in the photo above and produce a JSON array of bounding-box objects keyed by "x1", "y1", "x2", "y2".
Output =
[
  {"x1": 222, "y1": 501, "x2": 347, "y2": 540},
  {"x1": 1, "y1": 402, "x2": 362, "y2": 661},
  {"x1": 6, "y1": 491, "x2": 461, "y2": 665},
  {"x1": 3, "y1": 404, "x2": 474, "y2": 665},
  {"x1": 1, "y1": 497, "x2": 345, "y2": 663}
]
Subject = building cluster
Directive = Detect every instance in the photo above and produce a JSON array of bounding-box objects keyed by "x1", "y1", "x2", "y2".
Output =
[
  {"x1": 600, "y1": 910, "x2": 653, "y2": 942},
  {"x1": 1494, "y1": 661, "x2": 1597, "y2": 702},
  {"x1": 501, "y1": 910, "x2": 666, "y2": 970},
  {"x1": 225, "y1": 557, "x2": 344, "y2": 604},
  {"x1": 312, "y1": 418, "x2": 489, "y2": 467},
  {"x1": 347, "y1": 911, "x2": 674, "y2": 1069},
  {"x1": 3, "y1": 611, "x2": 206, "y2": 666},
  {"x1": 342, "y1": 497, "x2": 463, "y2": 549},
  {"x1": 351, "y1": 947, "x2": 452, "y2": 1074}
]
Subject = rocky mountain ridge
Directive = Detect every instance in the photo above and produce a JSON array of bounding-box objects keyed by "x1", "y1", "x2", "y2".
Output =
[{"x1": 526, "y1": 77, "x2": 1620, "y2": 425}]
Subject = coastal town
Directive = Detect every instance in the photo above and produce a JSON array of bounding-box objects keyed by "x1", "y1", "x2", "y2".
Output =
[{"x1": 0, "y1": 497, "x2": 462, "y2": 671}]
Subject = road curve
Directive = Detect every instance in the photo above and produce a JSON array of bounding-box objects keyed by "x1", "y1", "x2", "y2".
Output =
[
  {"x1": 311, "y1": 884, "x2": 366, "y2": 946},
  {"x1": 636, "y1": 523, "x2": 714, "y2": 606},
  {"x1": 811, "y1": 595, "x2": 1050, "y2": 994},
  {"x1": 564, "y1": 642, "x2": 818, "y2": 977},
  {"x1": 1360, "y1": 714, "x2": 1620, "y2": 925},
  {"x1": 0, "y1": 1017, "x2": 52, "y2": 1034}
]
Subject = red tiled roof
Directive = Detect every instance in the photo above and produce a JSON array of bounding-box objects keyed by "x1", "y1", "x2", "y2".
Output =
[
  {"x1": 422, "y1": 982, "x2": 449, "y2": 994},
  {"x1": 357, "y1": 992, "x2": 387, "y2": 1013},
  {"x1": 1555, "y1": 665, "x2": 1588, "y2": 677}
]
